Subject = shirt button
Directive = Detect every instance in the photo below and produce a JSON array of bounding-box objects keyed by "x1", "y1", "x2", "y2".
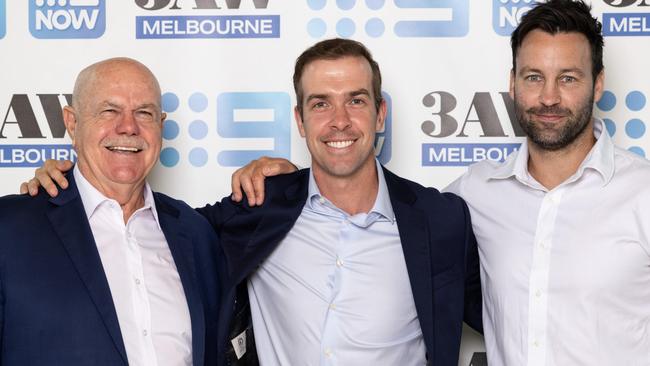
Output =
[
  {"x1": 135, "y1": 278, "x2": 141, "y2": 285},
  {"x1": 538, "y1": 240, "x2": 547, "y2": 249},
  {"x1": 535, "y1": 290, "x2": 542, "y2": 298},
  {"x1": 329, "y1": 303, "x2": 336, "y2": 310},
  {"x1": 319, "y1": 197, "x2": 325, "y2": 204},
  {"x1": 143, "y1": 329, "x2": 148, "y2": 336},
  {"x1": 533, "y1": 340, "x2": 539, "y2": 347},
  {"x1": 336, "y1": 258, "x2": 343, "y2": 267},
  {"x1": 324, "y1": 348, "x2": 332, "y2": 357}
]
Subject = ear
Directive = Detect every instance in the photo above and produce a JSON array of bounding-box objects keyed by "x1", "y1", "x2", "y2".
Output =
[
  {"x1": 509, "y1": 68, "x2": 515, "y2": 100},
  {"x1": 294, "y1": 106, "x2": 306, "y2": 138},
  {"x1": 375, "y1": 99, "x2": 387, "y2": 133},
  {"x1": 160, "y1": 112, "x2": 167, "y2": 124},
  {"x1": 63, "y1": 106, "x2": 78, "y2": 147},
  {"x1": 593, "y1": 70, "x2": 605, "y2": 103}
]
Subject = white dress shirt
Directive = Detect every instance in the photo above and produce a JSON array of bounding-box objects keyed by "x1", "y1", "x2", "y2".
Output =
[
  {"x1": 446, "y1": 120, "x2": 650, "y2": 366},
  {"x1": 74, "y1": 167, "x2": 193, "y2": 366},
  {"x1": 248, "y1": 160, "x2": 426, "y2": 365}
]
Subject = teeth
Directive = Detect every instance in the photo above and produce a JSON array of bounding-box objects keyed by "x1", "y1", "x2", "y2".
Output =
[
  {"x1": 326, "y1": 140, "x2": 354, "y2": 149},
  {"x1": 108, "y1": 146, "x2": 140, "y2": 152}
]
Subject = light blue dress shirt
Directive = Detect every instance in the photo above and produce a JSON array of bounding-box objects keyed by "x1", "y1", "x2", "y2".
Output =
[{"x1": 248, "y1": 160, "x2": 427, "y2": 365}]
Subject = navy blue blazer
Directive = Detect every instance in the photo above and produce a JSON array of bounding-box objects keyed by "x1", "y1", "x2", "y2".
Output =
[
  {"x1": 0, "y1": 173, "x2": 223, "y2": 366},
  {"x1": 200, "y1": 166, "x2": 482, "y2": 366}
]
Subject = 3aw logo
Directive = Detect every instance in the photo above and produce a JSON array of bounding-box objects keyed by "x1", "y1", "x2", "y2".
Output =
[
  {"x1": 603, "y1": 0, "x2": 650, "y2": 7},
  {"x1": 0, "y1": 94, "x2": 76, "y2": 167},
  {"x1": 420, "y1": 91, "x2": 523, "y2": 166},
  {"x1": 602, "y1": 0, "x2": 650, "y2": 36},
  {"x1": 0, "y1": 0, "x2": 6, "y2": 39},
  {"x1": 134, "y1": 0, "x2": 270, "y2": 10},
  {"x1": 134, "y1": 0, "x2": 279, "y2": 39},
  {"x1": 29, "y1": 0, "x2": 105, "y2": 39}
]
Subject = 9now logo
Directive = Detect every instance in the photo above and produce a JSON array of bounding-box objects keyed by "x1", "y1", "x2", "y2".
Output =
[
  {"x1": 29, "y1": 0, "x2": 106, "y2": 39},
  {"x1": 492, "y1": 0, "x2": 534, "y2": 36}
]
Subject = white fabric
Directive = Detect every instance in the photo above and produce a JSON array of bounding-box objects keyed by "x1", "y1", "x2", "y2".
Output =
[
  {"x1": 446, "y1": 120, "x2": 650, "y2": 366},
  {"x1": 74, "y1": 166, "x2": 193, "y2": 366},
  {"x1": 248, "y1": 160, "x2": 426, "y2": 366}
]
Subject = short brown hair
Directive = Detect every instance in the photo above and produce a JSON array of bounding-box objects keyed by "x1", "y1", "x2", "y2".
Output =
[
  {"x1": 511, "y1": 0, "x2": 604, "y2": 82},
  {"x1": 293, "y1": 38, "x2": 383, "y2": 116}
]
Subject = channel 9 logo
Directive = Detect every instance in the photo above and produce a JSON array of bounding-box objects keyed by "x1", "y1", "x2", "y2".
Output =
[
  {"x1": 305, "y1": 0, "x2": 469, "y2": 39},
  {"x1": 29, "y1": 0, "x2": 105, "y2": 39},
  {"x1": 0, "y1": 0, "x2": 5, "y2": 39},
  {"x1": 158, "y1": 91, "x2": 391, "y2": 168}
]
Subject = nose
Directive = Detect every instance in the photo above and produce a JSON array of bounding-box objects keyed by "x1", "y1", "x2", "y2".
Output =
[
  {"x1": 539, "y1": 80, "x2": 561, "y2": 106},
  {"x1": 115, "y1": 111, "x2": 139, "y2": 135},
  {"x1": 329, "y1": 105, "x2": 351, "y2": 131}
]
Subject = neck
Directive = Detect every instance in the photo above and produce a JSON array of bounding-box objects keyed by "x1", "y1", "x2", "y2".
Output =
[
  {"x1": 78, "y1": 165, "x2": 146, "y2": 223},
  {"x1": 312, "y1": 159, "x2": 379, "y2": 216},
  {"x1": 527, "y1": 123, "x2": 596, "y2": 190}
]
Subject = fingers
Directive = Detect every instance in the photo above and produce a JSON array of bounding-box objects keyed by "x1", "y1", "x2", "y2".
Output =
[
  {"x1": 230, "y1": 166, "x2": 245, "y2": 203},
  {"x1": 230, "y1": 157, "x2": 297, "y2": 206},
  {"x1": 31, "y1": 159, "x2": 73, "y2": 198},
  {"x1": 231, "y1": 161, "x2": 260, "y2": 206},
  {"x1": 49, "y1": 160, "x2": 71, "y2": 190},
  {"x1": 34, "y1": 169, "x2": 59, "y2": 197},
  {"x1": 261, "y1": 160, "x2": 299, "y2": 177},
  {"x1": 20, "y1": 182, "x2": 29, "y2": 195}
]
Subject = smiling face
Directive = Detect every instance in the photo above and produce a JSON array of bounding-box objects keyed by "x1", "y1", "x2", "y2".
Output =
[
  {"x1": 510, "y1": 30, "x2": 604, "y2": 151},
  {"x1": 295, "y1": 56, "x2": 386, "y2": 181},
  {"x1": 63, "y1": 59, "x2": 165, "y2": 195}
]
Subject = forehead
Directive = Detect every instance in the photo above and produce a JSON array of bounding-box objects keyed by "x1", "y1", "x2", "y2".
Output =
[
  {"x1": 84, "y1": 64, "x2": 160, "y2": 104},
  {"x1": 300, "y1": 56, "x2": 373, "y2": 92},
  {"x1": 516, "y1": 30, "x2": 592, "y2": 71}
]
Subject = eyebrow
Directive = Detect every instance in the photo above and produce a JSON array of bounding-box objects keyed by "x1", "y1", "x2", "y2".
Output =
[
  {"x1": 519, "y1": 67, "x2": 586, "y2": 76},
  {"x1": 305, "y1": 88, "x2": 372, "y2": 103},
  {"x1": 98, "y1": 101, "x2": 159, "y2": 110}
]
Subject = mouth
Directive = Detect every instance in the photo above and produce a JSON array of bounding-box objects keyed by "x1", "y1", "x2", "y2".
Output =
[
  {"x1": 106, "y1": 146, "x2": 142, "y2": 153},
  {"x1": 325, "y1": 140, "x2": 355, "y2": 149},
  {"x1": 532, "y1": 113, "x2": 567, "y2": 123}
]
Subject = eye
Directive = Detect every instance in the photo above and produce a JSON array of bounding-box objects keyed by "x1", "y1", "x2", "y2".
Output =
[
  {"x1": 135, "y1": 110, "x2": 156, "y2": 121},
  {"x1": 524, "y1": 74, "x2": 542, "y2": 82},
  {"x1": 350, "y1": 98, "x2": 365, "y2": 105},
  {"x1": 560, "y1": 75, "x2": 577, "y2": 83},
  {"x1": 311, "y1": 101, "x2": 328, "y2": 110}
]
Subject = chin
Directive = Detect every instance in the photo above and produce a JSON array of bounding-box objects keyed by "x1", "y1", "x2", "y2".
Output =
[{"x1": 106, "y1": 169, "x2": 147, "y2": 186}]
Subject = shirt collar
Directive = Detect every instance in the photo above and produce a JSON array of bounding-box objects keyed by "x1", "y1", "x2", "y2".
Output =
[
  {"x1": 74, "y1": 165, "x2": 161, "y2": 229},
  {"x1": 488, "y1": 118, "x2": 615, "y2": 187},
  {"x1": 306, "y1": 159, "x2": 396, "y2": 223}
]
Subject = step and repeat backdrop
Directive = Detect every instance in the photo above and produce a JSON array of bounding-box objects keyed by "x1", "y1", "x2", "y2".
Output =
[{"x1": 1, "y1": 1, "x2": 649, "y2": 364}]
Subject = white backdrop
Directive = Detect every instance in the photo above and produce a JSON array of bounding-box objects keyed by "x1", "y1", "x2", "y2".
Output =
[{"x1": 1, "y1": 1, "x2": 649, "y2": 364}]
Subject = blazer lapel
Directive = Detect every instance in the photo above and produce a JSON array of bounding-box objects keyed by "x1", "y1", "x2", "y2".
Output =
[
  {"x1": 383, "y1": 167, "x2": 435, "y2": 350},
  {"x1": 227, "y1": 170, "x2": 309, "y2": 286},
  {"x1": 46, "y1": 174, "x2": 128, "y2": 365},
  {"x1": 155, "y1": 195, "x2": 205, "y2": 366}
]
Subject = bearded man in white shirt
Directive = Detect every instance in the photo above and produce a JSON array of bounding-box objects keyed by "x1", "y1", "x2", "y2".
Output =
[{"x1": 443, "y1": 0, "x2": 650, "y2": 364}]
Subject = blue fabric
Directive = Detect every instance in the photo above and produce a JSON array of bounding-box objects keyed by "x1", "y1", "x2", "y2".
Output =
[{"x1": 0, "y1": 172, "x2": 223, "y2": 366}]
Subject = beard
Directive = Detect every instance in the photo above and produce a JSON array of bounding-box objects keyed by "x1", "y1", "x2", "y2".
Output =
[{"x1": 515, "y1": 91, "x2": 594, "y2": 151}]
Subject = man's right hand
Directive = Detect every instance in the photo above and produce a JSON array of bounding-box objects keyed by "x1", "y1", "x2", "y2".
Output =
[
  {"x1": 231, "y1": 157, "x2": 298, "y2": 206},
  {"x1": 20, "y1": 159, "x2": 74, "y2": 197}
]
